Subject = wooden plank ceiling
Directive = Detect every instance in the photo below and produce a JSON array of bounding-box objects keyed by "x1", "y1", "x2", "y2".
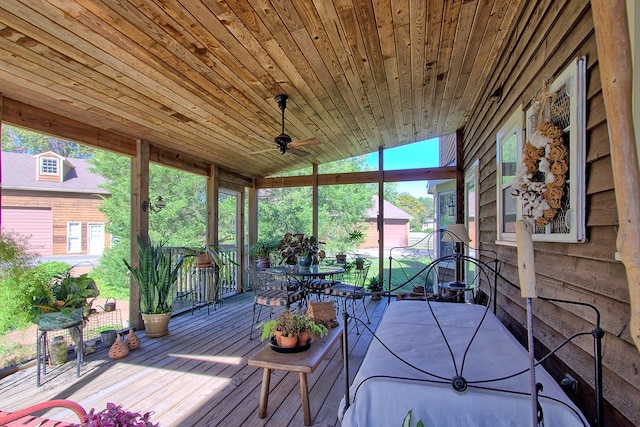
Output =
[{"x1": 0, "y1": 0, "x2": 519, "y2": 178}]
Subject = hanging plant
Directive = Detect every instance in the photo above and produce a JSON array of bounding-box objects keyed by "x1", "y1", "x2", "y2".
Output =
[{"x1": 512, "y1": 122, "x2": 568, "y2": 226}]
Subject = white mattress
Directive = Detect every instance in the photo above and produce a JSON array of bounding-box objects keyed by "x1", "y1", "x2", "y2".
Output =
[{"x1": 340, "y1": 301, "x2": 588, "y2": 426}]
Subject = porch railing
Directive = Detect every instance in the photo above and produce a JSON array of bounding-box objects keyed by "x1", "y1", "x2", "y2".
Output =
[{"x1": 167, "y1": 246, "x2": 239, "y2": 313}]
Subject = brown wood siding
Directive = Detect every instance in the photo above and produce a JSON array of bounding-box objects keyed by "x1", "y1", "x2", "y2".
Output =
[
  {"x1": 439, "y1": 132, "x2": 456, "y2": 166},
  {"x1": 463, "y1": 0, "x2": 637, "y2": 425},
  {"x1": 2, "y1": 190, "x2": 111, "y2": 256},
  {"x1": 361, "y1": 218, "x2": 408, "y2": 249}
]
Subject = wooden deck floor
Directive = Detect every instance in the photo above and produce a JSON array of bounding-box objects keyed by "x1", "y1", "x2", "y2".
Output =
[{"x1": 0, "y1": 292, "x2": 389, "y2": 427}]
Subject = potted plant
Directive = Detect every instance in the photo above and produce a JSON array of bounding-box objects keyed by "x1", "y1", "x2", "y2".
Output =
[
  {"x1": 124, "y1": 236, "x2": 185, "y2": 338},
  {"x1": 84, "y1": 402, "x2": 158, "y2": 426},
  {"x1": 259, "y1": 310, "x2": 328, "y2": 348},
  {"x1": 336, "y1": 230, "x2": 364, "y2": 264},
  {"x1": 295, "y1": 312, "x2": 329, "y2": 346},
  {"x1": 249, "y1": 237, "x2": 281, "y2": 270},
  {"x1": 366, "y1": 275, "x2": 384, "y2": 300},
  {"x1": 30, "y1": 269, "x2": 99, "y2": 329},
  {"x1": 278, "y1": 233, "x2": 325, "y2": 267}
]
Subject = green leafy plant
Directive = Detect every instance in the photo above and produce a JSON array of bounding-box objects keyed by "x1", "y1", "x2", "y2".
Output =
[
  {"x1": 124, "y1": 236, "x2": 185, "y2": 314},
  {"x1": 258, "y1": 310, "x2": 328, "y2": 341},
  {"x1": 249, "y1": 238, "x2": 281, "y2": 258},
  {"x1": 29, "y1": 268, "x2": 99, "y2": 321},
  {"x1": 366, "y1": 275, "x2": 384, "y2": 293},
  {"x1": 402, "y1": 409, "x2": 425, "y2": 427}
]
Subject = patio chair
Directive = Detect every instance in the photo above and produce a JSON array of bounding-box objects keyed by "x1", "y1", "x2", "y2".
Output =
[
  {"x1": 248, "y1": 269, "x2": 304, "y2": 340},
  {"x1": 305, "y1": 269, "x2": 342, "y2": 302},
  {"x1": 324, "y1": 260, "x2": 371, "y2": 334},
  {"x1": 0, "y1": 399, "x2": 87, "y2": 425}
]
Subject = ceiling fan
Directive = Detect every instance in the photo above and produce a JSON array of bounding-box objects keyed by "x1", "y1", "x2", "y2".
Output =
[{"x1": 250, "y1": 94, "x2": 320, "y2": 155}]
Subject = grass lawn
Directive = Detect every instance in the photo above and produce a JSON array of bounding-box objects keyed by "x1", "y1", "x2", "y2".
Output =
[{"x1": 368, "y1": 257, "x2": 434, "y2": 294}]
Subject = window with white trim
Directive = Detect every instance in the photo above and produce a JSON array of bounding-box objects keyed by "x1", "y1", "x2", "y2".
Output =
[
  {"x1": 522, "y1": 57, "x2": 587, "y2": 242},
  {"x1": 496, "y1": 108, "x2": 523, "y2": 243},
  {"x1": 40, "y1": 157, "x2": 59, "y2": 175}
]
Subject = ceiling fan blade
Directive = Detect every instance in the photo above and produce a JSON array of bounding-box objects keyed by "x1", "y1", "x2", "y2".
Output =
[
  {"x1": 288, "y1": 137, "x2": 320, "y2": 148},
  {"x1": 245, "y1": 147, "x2": 275, "y2": 155}
]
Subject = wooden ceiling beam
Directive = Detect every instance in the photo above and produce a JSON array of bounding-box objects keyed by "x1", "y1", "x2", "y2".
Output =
[{"x1": 255, "y1": 166, "x2": 456, "y2": 189}]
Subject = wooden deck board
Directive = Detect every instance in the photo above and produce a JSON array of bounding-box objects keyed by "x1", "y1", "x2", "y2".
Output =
[{"x1": 0, "y1": 293, "x2": 388, "y2": 427}]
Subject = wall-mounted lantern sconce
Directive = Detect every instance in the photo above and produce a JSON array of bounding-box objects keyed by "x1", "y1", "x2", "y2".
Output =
[
  {"x1": 447, "y1": 194, "x2": 456, "y2": 217},
  {"x1": 142, "y1": 196, "x2": 166, "y2": 213}
]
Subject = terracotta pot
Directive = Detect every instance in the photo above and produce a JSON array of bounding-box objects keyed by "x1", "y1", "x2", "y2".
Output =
[
  {"x1": 280, "y1": 335, "x2": 298, "y2": 348},
  {"x1": 195, "y1": 252, "x2": 212, "y2": 267},
  {"x1": 256, "y1": 257, "x2": 271, "y2": 271},
  {"x1": 142, "y1": 312, "x2": 171, "y2": 338},
  {"x1": 297, "y1": 331, "x2": 311, "y2": 346},
  {"x1": 274, "y1": 330, "x2": 284, "y2": 346}
]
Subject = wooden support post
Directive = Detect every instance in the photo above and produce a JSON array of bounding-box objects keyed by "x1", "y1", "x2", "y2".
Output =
[
  {"x1": 378, "y1": 147, "x2": 385, "y2": 279},
  {"x1": 130, "y1": 140, "x2": 150, "y2": 330},
  {"x1": 312, "y1": 164, "x2": 319, "y2": 240},
  {"x1": 591, "y1": 0, "x2": 640, "y2": 352},
  {"x1": 206, "y1": 165, "x2": 219, "y2": 249}
]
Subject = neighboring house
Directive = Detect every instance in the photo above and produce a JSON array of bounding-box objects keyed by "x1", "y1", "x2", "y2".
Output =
[
  {"x1": 1, "y1": 151, "x2": 111, "y2": 256},
  {"x1": 361, "y1": 197, "x2": 413, "y2": 249}
]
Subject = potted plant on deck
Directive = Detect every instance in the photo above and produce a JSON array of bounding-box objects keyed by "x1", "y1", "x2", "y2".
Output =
[
  {"x1": 366, "y1": 275, "x2": 384, "y2": 301},
  {"x1": 124, "y1": 236, "x2": 185, "y2": 338}
]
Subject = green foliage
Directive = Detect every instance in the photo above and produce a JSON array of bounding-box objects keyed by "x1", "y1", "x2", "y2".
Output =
[
  {"x1": 124, "y1": 237, "x2": 185, "y2": 314},
  {"x1": 0, "y1": 231, "x2": 38, "y2": 333},
  {"x1": 249, "y1": 237, "x2": 281, "y2": 258},
  {"x1": 402, "y1": 409, "x2": 425, "y2": 427},
  {"x1": 90, "y1": 151, "x2": 232, "y2": 289},
  {"x1": 258, "y1": 310, "x2": 328, "y2": 341},
  {"x1": 2, "y1": 124, "x2": 95, "y2": 158},
  {"x1": 91, "y1": 242, "x2": 130, "y2": 298},
  {"x1": 394, "y1": 193, "x2": 429, "y2": 231},
  {"x1": 366, "y1": 275, "x2": 384, "y2": 292}
]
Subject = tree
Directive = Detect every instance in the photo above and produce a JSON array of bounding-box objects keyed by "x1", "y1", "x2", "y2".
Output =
[
  {"x1": 394, "y1": 193, "x2": 428, "y2": 231},
  {"x1": 256, "y1": 156, "x2": 377, "y2": 256},
  {"x1": 90, "y1": 151, "x2": 215, "y2": 291},
  {"x1": 2, "y1": 124, "x2": 94, "y2": 158}
]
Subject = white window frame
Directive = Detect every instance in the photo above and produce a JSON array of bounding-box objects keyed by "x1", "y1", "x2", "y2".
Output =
[
  {"x1": 465, "y1": 159, "x2": 479, "y2": 256},
  {"x1": 524, "y1": 57, "x2": 587, "y2": 242},
  {"x1": 496, "y1": 107, "x2": 523, "y2": 244},
  {"x1": 40, "y1": 157, "x2": 59, "y2": 175},
  {"x1": 67, "y1": 222, "x2": 82, "y2": 253}
]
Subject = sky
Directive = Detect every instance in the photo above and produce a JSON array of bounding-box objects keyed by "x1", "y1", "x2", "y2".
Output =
[{"x1": 364, "y1": 138, "x2": 439, "y2": 198}]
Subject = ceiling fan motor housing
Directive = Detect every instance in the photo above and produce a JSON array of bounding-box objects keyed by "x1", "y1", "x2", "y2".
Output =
[{"x1": 275, "y1": 133, "x2": 291, "y2": 154}]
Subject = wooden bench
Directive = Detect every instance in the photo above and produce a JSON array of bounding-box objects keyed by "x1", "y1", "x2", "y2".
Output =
[{"x1": 248, "y1": 324, "x2": 343, "y2": 426}]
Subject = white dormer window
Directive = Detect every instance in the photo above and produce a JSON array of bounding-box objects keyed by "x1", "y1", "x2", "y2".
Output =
[{"x1": 40, "y1": 157, "x2": 59, "y2": 175}]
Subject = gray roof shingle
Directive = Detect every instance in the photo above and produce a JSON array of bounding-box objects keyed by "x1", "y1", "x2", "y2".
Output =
[{"x1": 2, "y1": 151, "x2": 109, "y2": 194}]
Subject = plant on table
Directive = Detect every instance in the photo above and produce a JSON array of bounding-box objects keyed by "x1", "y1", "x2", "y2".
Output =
[
  {"x1": 278, "y1": 233, "x2": 325, "y2": 265},
  {"x1": 258, "y1": 310, "x2": 328, "y2": 347}
]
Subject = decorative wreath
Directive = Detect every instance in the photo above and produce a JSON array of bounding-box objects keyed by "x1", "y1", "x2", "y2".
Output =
[{"x1": 512, "y1": 122, "x2": 568, "y2": 226}]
